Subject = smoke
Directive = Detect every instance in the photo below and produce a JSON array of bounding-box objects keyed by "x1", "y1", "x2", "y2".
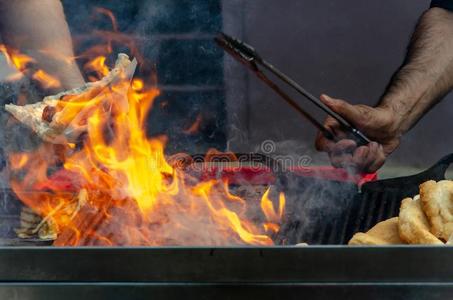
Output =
[
  {"x1": 239, "y1": 138, "x2": 358, "y2": 245},
  {"x1": 0, "y1": 74, "x2": 45, "y2": 244},
  {"x1": 0, "y1": 1, "x2": 362, "y2": 246}
]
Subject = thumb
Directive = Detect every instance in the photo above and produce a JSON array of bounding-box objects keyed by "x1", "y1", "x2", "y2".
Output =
[{"x1": 320, "y1": 94, "x2": 363, "y2": 124}]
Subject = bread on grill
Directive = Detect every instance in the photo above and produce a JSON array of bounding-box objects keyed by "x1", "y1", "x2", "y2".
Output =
[
  {"x1": 398, "y1": 195, "x2": 443, "y2": 245},
  {"x1": 348, "y1": 217, "x2": 403, "y2": 245},
  {"x1": 420, "y1": 180, "x2": 453, "y2": 241}
]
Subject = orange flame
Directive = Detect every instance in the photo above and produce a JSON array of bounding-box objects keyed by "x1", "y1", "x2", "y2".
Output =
[
  {"x1": 32, "y1": 70, "x2": 61, "y2": 89},
  {"x1": 184, "y1": 114, "x2": 203, "y2": 135},
  {"x1": 9, "y1": 153, "x2": 30, "y2": 170},
  {"x1": 261, "y1": 188, "x2": 286, "y2": 234},
  {"x1": 7, "y1": 9, "x2": 286, "y2": 246},
  {"x1": 84, "y1": 56, "x2": 110, "y2": 78},
  {"x1": 0, "y1": 44, "x2": 66, "y2": 89},
  {"x1": 0, "y1": 46, "x2": 35, "y2": 72}
]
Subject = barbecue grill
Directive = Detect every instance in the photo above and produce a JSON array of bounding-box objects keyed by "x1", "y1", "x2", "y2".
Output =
[
  {"x1": 2, "y1": 153, "x2": 453, "y2": 299},
  {"x1": 1, "y1": 246, "x2": 453, "y2": 300}
]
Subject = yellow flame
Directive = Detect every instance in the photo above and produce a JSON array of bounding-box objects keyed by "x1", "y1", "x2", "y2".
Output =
[
  {"x1": 32, "y1": 70, "x2": 61, "y2": 89},
  {"x1": 260, "y1": 188, "x2": 285, "y2": 233},
  {"x1": 8, "y1": 14, "x2": 286, "y2": 246}
]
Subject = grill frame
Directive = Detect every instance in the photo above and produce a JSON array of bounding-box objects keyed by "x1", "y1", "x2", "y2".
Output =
[
  {"x1": 1, "y1": 246, "x2": 453, "y2": 300},
  {"x1": 0, "y1": 245, "x2": 452, "y2": 282}
]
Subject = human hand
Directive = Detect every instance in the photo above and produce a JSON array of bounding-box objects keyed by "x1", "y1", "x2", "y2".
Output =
[{"x1": 315, "y1": 94, "x2": 402, "y2": 173}]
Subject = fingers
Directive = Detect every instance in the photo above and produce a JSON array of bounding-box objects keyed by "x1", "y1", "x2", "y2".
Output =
[
  {"x1": 351, "y1": 142, "x2": 386, "y2": 173},
  {"x1": 320, "y1": 94, "x2": 365, "y2": 127},
  {"x1": 320, "y1": 140, "x2": 386, "y2": 173},
  {"x1": 315, "y1": 130, "x2": 334, "y2": 152},
  {"x1": 366, "y1": 144, "x2": 386, "y2": 173},
  {"x1": 315, "y1": 116, "x2": 346, "y2": 152},
  {"x1": 329, "y1": 139, "x2": 357, "y2": 168},
  {"x1": 315, "y1": 94, "x2": 387, "y2": 173}
]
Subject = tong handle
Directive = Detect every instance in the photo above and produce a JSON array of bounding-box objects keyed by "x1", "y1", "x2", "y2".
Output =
[
  {"x1": 215, "y1": 32, "x2": 372, "y2": 148},
  {"x1": 259, "y1": 59, "x2": 371, "y2": 147},
  {"x1": 345, "y1": 128, "x2": 371, "y2": 147}
]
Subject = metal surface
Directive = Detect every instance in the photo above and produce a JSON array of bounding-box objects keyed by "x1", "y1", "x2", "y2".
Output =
[
  {"x1": 278, "y1": 176, "x2": 358, "y2": 245},
  {"x1": 1, "y1": 283, "x2": 453, "y2": 300},
  {"x1": 1, "y1": 246, "x2": 453, "y2": 282},
  {"x1": 215, "y1": 32, "x2": 371, "y2": 146},
  {"x1": 1, "y1": 246, "x2": 453, "y2": 299}
]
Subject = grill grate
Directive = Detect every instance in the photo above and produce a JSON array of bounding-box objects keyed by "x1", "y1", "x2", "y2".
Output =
[
  {"x1": 2, "y1": 153, "x2": 453, "y2": 246},
  {"x1": 345, "y1": 153, "x2": 453, "y2": 238},
  {"x1": 280, "y1": 153, "x2": 453, "y2": 244}
]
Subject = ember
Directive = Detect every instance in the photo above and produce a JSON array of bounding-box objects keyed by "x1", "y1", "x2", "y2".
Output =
[{"x1": 3, "y1": 10, "x2": 286, "y2": 246}]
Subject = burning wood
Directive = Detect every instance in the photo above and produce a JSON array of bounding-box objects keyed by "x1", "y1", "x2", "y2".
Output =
[
  {"x1": 5, "y1": 53, "x2": 136, "y2": 144},
  {"x1": 15, "y1": 189, "x2": 88, "y2": 241},
  {"x1": 15, "y1": 207, "x2": 57, "y2": 240}
]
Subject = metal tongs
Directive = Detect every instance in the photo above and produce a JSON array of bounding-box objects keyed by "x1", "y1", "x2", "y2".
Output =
[{"x1": 215, "y1": 32, "x2": 371, "y2": 146}]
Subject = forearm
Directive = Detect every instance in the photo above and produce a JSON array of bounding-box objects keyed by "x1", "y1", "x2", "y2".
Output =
[
  {"x1": 379, "y1": 7, "x2": 453, "y2": 136},
  {"x1": 0, "y1": 0, "x2": 84, "y2": 89}
]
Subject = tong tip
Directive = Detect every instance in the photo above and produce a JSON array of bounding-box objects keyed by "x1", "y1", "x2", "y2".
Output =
[{"x1": 215, "y1": 32, "x2": 261, "y2": 64}]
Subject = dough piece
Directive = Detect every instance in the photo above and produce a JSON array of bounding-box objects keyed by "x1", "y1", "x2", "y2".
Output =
[
  {"x1": 398, "y1": 196, "x2": 443, "y2": 245},
  {"x1": 348, "y1": 217, "x2": 403, "y2": 245},
  {"x1": 5, "y1": 53, "x2": 136, "y2": 144},
  {"x1": 420, "y1": 180, "x2": 453, "y2": 241}
]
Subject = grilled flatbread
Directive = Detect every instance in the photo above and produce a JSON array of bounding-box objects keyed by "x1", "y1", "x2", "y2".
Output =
[
  {"x1": 348, "y1": 217, "x2": 403, "y2": 245},
  {"x1": 420, "y1": 180, "x2": 453, "y2": 241},
  {"x1": 398, "y1": 195, "x2": 443, "y2": 245},
  {"x1": 5, "y1": 53, "x2": 136, "y2": 144}
]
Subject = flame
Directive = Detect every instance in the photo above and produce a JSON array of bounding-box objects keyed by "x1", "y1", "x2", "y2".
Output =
[
  {"x1": 9, "y1": 153, "x2": 30, "y2": 170},
  {"x1": 32, "y1": 70, "x2": 61, "y2": 89},
  {"x1": 0, "y1": 46, "x2": 35, "y2": 72},
  {"x1": 0, "y1": 45, "x2": 34, "y2": 81},
  {"x1": 7, "y1": 8, "x2": 286, "y2": 246},
  {"x1": 184, "y1": 114, "x2": 203, "y2": 135},
  {"x1": 261, "y1": 188, "x2": 286, "y2": 234},
  {"x1": 84, "y1": 56, "x2": 110, "y2": 78},
  {"x1": 0, "y1": 44, "x2": 64, "y2": 88}
]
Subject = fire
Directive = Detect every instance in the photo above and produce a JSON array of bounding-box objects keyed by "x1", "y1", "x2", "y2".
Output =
[
  {"x1": 261, "y1": 189, "x2": 286, "y2": 234},
  {"x1": 84, "y1": 56, "x2": 110, "y2": 78},
  {"x1": 0, "y1": 45, "x2": 35, "y2": 72},
  {"x1": 184, "y1": 114, "x2": 203, "y2": 135},
  {"x1": 32, "y1": 70, "x2": 61, "y2": 89},
  {"x1": 4, "y1": 9, "x2": 286, "y2": 246},
  {"x1": 9, "y1": 153, "x2": 30, "y2": 170}
]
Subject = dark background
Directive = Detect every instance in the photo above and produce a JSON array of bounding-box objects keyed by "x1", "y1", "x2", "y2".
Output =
[{"x1": 63, "y1": 0, "x2": 453, "y2": 174}]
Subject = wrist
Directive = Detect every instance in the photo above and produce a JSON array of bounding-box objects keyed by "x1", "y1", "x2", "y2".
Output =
[{"x1": 376, "y1": 101, "x2": 405, "y2": 139}]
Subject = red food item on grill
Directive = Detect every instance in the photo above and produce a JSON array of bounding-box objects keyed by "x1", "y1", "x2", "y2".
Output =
[
  {"x1": 33, "y1": 165, "x2": 377, "y2": 193},
  {"x1": 191, "y1": 164, "x2": 377, "y2": 186},
  {"x1": 33, "y1": 169, "x2": 85, "y2": 192}
]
